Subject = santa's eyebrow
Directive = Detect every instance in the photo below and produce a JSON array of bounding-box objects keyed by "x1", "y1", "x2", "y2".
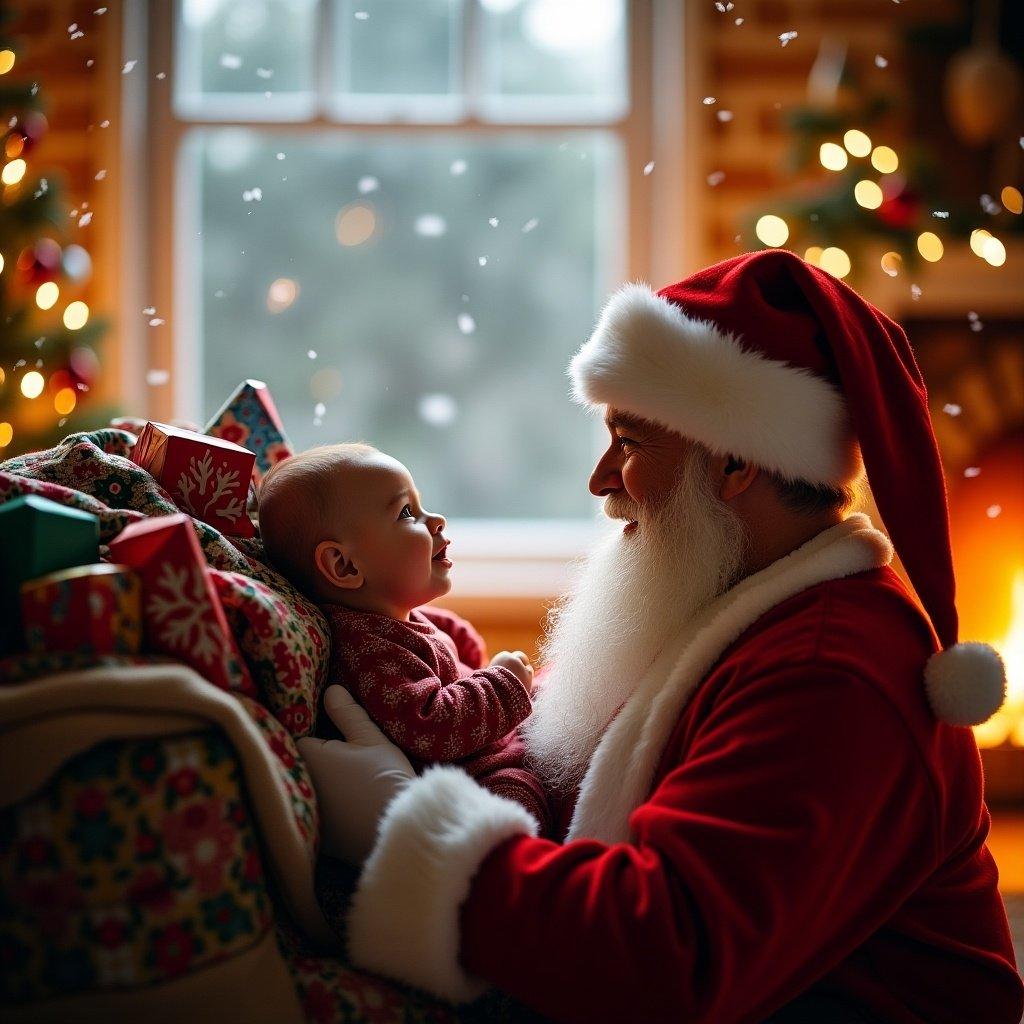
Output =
[{"x1": 606, "y1": 413, "x2": 647, "y2": 432}]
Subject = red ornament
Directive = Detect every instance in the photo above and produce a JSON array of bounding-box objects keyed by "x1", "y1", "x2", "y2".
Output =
[
  {"x1": 876, "y1": 184, "x2": 921, "y2": 230},
  {"x1": 16, "y1": 238, "x2": 62, "y2": 285}
]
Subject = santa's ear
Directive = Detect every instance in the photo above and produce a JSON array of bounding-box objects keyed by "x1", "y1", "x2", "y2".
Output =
[
  {"x1": 714, "y1": 452, "x2": 759, "y2": 500},
  {"x1": 314, "y1": 539, "x2": 364, "y2": 590}
]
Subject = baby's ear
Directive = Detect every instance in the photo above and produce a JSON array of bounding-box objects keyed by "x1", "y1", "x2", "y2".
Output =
[{"x1": 314, "y1": 540, "x2": 364, "y2": 590}]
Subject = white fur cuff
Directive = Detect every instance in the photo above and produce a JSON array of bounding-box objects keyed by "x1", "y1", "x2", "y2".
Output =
[{"x1": 347, "y1": 766, "x2": 538, "y2": 1003}]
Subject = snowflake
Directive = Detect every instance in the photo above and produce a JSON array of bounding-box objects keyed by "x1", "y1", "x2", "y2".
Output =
[
  {"x1": 175, "y1": 449, "x2": 244, "y2": 523},
  {"x1": 147, "y1": 561, "x2": 223, "y2": 666}
]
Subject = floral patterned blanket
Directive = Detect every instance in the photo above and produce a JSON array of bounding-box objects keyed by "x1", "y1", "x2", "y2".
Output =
[{"x1": 0, "y1": 428, "x2": 329, "y2": 739}]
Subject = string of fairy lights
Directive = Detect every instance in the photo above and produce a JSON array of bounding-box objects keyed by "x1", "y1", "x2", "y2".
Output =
[
  {"x1": 0, "y1": 43, "x2": 95, "y2": 452},
  {"x1": 753, "y1": 127, "x2": 1021, "y2": 279}
]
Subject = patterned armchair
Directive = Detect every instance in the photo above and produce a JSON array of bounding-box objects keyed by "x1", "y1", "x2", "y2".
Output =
[{"x1": 0, "y1": 432, "x2": 528, "y2": 1022}]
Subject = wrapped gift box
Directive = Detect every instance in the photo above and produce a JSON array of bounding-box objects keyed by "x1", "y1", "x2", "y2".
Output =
[
  {"x1": 205, "y1": 379, "x2": 293, "y2": 485},
  {"x1": 107, "y1": 513, "x2": 254, "y2": 694},
  {"x1": 0, "y1": 495, "x2": 99, "y2": 653},
  {"x1": 131, "y1": 421, "x2": 255, "y2": 537},
  {"x1": 21, "y1": 563, "x2": 142, "y2": 655}
]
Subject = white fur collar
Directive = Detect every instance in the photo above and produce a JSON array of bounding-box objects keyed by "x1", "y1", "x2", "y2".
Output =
[{"x1": 566, "y1": 514, "x2": 893, "y2": 844}]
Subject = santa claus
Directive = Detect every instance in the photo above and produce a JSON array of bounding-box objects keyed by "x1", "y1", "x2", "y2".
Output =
[{"x1": 299, "y1": 250, "x2": 1023, "y2": 1023}]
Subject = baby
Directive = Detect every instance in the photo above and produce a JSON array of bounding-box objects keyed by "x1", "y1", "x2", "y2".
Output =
[{"x1": 258, "y1": 443, "x2": 549, "y2": 833}]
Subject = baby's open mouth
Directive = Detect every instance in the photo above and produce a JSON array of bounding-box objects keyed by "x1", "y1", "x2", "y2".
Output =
[{"x1": 432, "y1": 541, "x2": 450, "y2": 561}]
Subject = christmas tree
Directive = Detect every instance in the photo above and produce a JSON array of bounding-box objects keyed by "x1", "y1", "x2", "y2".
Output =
[{"x1": 0, "y1": 5, "x2": 107, "y2": 457}]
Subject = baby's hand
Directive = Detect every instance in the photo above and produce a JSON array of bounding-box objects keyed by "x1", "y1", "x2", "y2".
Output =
[{"x1": 490, "y1": 650, "x2": 535, "y2": 694}]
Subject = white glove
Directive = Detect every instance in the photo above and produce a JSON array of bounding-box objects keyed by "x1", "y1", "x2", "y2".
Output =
[{"x1": 296, "y1": 685, "x2": 415, "y2": 866}]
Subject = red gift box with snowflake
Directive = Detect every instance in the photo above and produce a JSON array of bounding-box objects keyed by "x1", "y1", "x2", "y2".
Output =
[
  {"x1": 131, "y1": 422, "x2": 256, "y2": 538},
  {"x1": 205, "y1": 379, "x2": 293, "y2": 486},
  {"x1": 107, "y1": 513, "x2": 255, "y2": 695},
  {"x1": 20, "y1": 563, "x2": 142, "y2": 655}
]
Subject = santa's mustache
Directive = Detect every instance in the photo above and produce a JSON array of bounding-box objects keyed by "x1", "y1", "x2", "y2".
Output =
[{"x1": 603, "y1": 493, "x2": 642, "y2": 523}]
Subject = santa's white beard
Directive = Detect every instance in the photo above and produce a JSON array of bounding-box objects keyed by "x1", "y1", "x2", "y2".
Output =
[{"x1": 523, "y1": 447, "x2": 749, "y2": 794}]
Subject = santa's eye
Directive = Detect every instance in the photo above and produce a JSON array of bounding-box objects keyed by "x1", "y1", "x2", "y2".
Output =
[
  {"x1": 617, "y1": 436, "x2": 638, "y2": 450},
  {"x1": 398, "y1": 504, "x2": 414, "y2": 520}
]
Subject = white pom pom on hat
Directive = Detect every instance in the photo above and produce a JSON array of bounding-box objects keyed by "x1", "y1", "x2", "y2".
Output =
[{"x1": 924, "y1": 642, "x2": 1007, "y2": 727}]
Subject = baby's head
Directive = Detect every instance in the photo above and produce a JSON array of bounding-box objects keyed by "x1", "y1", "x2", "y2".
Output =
[{"x1": 258, "y1": 443, "x2": 452, "y2": 618}]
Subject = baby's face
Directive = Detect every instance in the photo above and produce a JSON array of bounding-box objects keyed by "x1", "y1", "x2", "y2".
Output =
[{"x1": 324, "y1": 452, "x2": 452, "y2": 614}]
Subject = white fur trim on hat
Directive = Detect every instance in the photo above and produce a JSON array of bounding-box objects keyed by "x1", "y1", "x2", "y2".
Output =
[
  {"x1": 924, "y1": 642, "x2": 1007, "y2": 727},
  {"x1": 347, "y1": 766, "x2": 537, "y2": 1003},
  {"x1": 569, "y1": 283, "x2": 861, "y2": 485}
]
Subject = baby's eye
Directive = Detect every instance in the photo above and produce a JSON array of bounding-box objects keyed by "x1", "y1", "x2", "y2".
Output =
[{"x1": 398, "y1": 504, "x2": 414, "y2": 520}]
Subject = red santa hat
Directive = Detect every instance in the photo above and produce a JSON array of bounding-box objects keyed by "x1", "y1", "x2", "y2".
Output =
[{"x1": 569, "y1": 249, "x2": 1006, "y2": 727}]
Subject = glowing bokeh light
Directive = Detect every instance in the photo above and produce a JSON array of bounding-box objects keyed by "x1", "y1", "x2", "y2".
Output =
[
  {"x1": 880, "y1": 251, "x2": 903, "y2": 277},
  {"x1": 843, "y1": 129, "x2": 872, "y2": 157},
  {"x1": 0, "y1": 50, "x2": 14, "y2": 75},
  {"x1": 982, "y1": 236, "x2": 1006, "y2": 267},
  {"x1": 35, "y1": 281, "x2": 59, "y2": 310},
  {"x1": 803, "y1": 246, "x2": 823, "y2": 266},
  {"x1": 63, "y1": 300, "x2": 89, "y2": 330},
  {"x1": 21, "y1": 370, "x2": 44, "y2": 399},
  {"x1": 755, "y1": 214, "x2": 789, "y2": 247},
  {"x1": 335, "y1": 203, "x2": 377, "y2": 247},
  {"x1": 0, "y1": 423, "x2": 12, "y2": 448},
  {"x1": 2, "y1": 158, "x2": 26, "y2": 185},
  {"x1": 1001, "y1": 186, "x2": 1022, "y2": 215},
  {"x1": 818, "y1": 247, "x2": 851, "y2": 279},
  {"x1": 917, "y1": 232, "x2": 944, "y2": 262},
  {"x1": 970, "y1": 228, "x2": 992, "y2": 257},
  {"x1": 54, "y1": 387, "x2": 77, "y2": 415},
  {"x1": 266, "y1": 277, "x2": 299, "y2": 313},
  {"x1": 870, "y1": 146, "x2": 899, "y2": 174},
  {"x1": 854, "y1": 180, "x2": 883, "y2": 209},
  {"x1": 818, "y1": 143, "x2": 848, "y2": 171}
]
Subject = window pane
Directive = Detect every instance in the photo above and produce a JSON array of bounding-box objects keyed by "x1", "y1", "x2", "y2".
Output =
[
  {"x1": 330, "y1": 0, "x2": 464, "y2": 122},
  {"x1": 175, "y1": 0, "x2": 319, "y2": 120},
  {"x1": 478, "y1": 0, "x2": 628, "y2": 122},
  {"x1": 182, "y1": 130, "x2": 623, "y2": 519}
]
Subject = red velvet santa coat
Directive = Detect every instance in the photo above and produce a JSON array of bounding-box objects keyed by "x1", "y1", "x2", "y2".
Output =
[{"x1": 346, "y1": 516, "x2": 1023, "y2": 1023}]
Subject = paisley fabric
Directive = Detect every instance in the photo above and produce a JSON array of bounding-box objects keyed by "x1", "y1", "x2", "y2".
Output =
[{"x1": 0, "y1": 429, "x2": 328, "y2": 739}]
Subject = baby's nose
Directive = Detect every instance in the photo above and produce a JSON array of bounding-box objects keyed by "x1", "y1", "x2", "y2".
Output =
[{"x1": 429, "y1": 512, "x2": 446, "y2": 533}]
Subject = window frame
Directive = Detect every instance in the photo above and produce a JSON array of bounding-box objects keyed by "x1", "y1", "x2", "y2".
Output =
[{"x1": 125, "y1": 0, "x2": 700, "y2": 598}]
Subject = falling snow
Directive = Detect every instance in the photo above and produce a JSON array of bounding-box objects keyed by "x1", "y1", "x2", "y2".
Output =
[
  {"x1": 457, "y1": 313, "x2": 476, "y2": 335},
  {"x1": 702, "y1": 96, "x2": 716, "y2": 105},
  {"x1": 942, "y1": 403, "x2": 962, "y2": 417},
  {"x1": 79, "y1": 211, "x2": 93, "y2": 227},
  {"x1": 987, "y1": 505, "x2": 1002, "y2": 519},
  {"x1": 242, "y1": 187, "x2": 263, "y2": 202},
  {"x1": 932, "y1": 210, "x2": 949, "y2": 218},
  {"x1": 478, "y1": 256, "x2": 488, "y2": 267},
  {"x1": 314, "y1": 402, "x2": 326, "y2": 417},
  {"x1": 779, "y1": 31, "x2": 798, "y2": 46},
  {"x1": 874, "y1": 55, "x2": 888, "y2": 68},
  {"x1": 122, "y1": 60, "x2": 137, "y2": 74},
  {"x1": 707, "y1": 171, "x2": 726, "y2": 186},
  {"x1": 95, "y1": 169, "x2": 106, "y2": 180},
  {"x1": 714, "y1": 1, "x2": 734, "y2": 10},
  {"x1": 716, "y1": 110, "x2": 733, "y2": 122},
  {"x1": 964, "y1": 466, "x2": 981, "y2": 478},
  {"x1": 488, "y1": 217, "x2": 499, "y2": 227},
  {"x1": 521, "y1": 218, "x2": 539, "y2": 232},
  {"x1": 143, "y1": 306, "x2": 156, "y2": 315},
  {"x1": 149, "y1": 318, "x2": 165, "y2": 327},
  {"x1": 147, "y1": 369, "x2": 170, "y2": 386},
  {"x1": 276, "y1": 152, "x2": 286, "y2": 161},
  {"x1": 450, "y1": 159, "x2": 467, "y2": 176},
  {"x1": 308, "y1": 350, "x2": 317, "y2": 359},
  {"x1": 911, "y1": 284, "x2": 922, "y2": 301},
  {"x1": 358, "y1": 175, "x2": 379, "y2": 192},
  {"x1": 256, "y1": 67, "x2": 274, "y2": 79},
  {"x1": 414, "y1": 214, "x2": 447, "y2": 237},
  {"x1": 980, "y1": 194, "x2": 1000, "y2": 215},
  {"x1": 419, "y1": 394, "x2": 458, "y2": 426},
  {"x1": 220, "y1": 53, "x2": 242, "y2": 70}
]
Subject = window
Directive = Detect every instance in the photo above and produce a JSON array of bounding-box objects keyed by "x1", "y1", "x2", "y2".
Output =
[{"x1": 133, "y1": 0, "x2": 688, "y2": 587}]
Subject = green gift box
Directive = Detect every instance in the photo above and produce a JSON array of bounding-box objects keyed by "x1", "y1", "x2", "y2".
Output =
[{"x1": 0, "y1": 495, "x2": 100, "y2": 654}]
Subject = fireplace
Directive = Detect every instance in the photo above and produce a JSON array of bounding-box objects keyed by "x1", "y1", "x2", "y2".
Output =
[{"x1": 863, "y1": 248, "x2": 1024, "y2": 803}]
